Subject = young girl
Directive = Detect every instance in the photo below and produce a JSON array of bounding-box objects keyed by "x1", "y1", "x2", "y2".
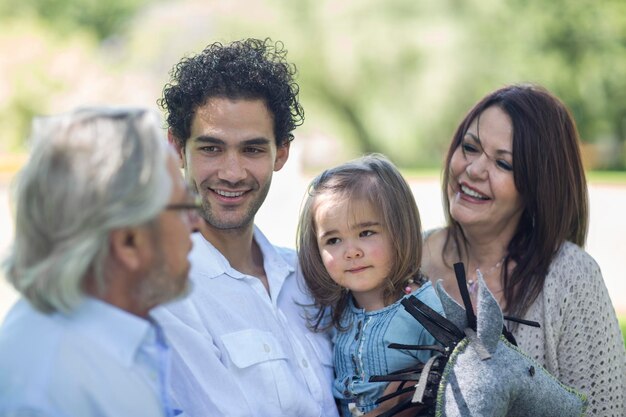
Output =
[{"x1": 297, "y1": 154, "x2": 444, "y2": 417}]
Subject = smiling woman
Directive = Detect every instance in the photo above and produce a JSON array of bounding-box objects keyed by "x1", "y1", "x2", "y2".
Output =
[
  {"x1": 421, "y1": 83, "x2": 626, "y2": 416},
  {"x1": 447, "y1": 106, "x2": 523, "y2": 272}
]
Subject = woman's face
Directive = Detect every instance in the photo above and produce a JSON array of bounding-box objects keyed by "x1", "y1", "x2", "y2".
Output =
[{"x1": 447, "y1": 106, "x2": 524, "y2": 236}]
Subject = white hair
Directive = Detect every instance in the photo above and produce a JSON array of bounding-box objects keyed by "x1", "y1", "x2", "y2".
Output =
[{"x1": 3, "y1": 107, "x2": 172, "y2": 314}]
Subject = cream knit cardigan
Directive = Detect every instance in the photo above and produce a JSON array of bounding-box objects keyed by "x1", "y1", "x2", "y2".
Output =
[{"x1": 513, "y1": 241, "x2": 625, "y2": 416}]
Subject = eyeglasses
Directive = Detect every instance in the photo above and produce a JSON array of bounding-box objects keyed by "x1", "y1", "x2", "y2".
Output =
[{"x1": 166, "y1": 192, "x2": 203, "y2": 225}]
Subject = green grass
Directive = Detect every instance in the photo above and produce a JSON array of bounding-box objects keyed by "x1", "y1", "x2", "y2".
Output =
[
  {"x1": 586, "y1": 170, "x2": 626, "y2": 184},
  {"x1": 620, "y1": 316, "x2": 626, "y2": 347}
]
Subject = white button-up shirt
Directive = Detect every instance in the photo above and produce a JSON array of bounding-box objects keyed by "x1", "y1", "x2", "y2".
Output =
[
  {"x1": 0, "y1": 298, "x2": 172, "y2": 417},
  {"x1": 154, "y1": 227, "x2": 338, "y2": 417}
]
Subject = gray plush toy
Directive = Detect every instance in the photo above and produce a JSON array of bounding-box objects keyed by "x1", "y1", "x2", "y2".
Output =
[{"x1": 370, "y1": 264, "x2": 588, "y2": 417}]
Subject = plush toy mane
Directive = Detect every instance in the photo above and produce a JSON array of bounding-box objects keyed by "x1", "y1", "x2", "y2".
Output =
[{"x1": 370, "y1": 263, "x2": 587, "y2": 417}]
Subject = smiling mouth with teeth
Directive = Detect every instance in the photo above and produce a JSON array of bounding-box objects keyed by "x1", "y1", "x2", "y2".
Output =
[
  {"x1": 214, "y1": 189, "x2": 245, "y2": 198},
  {"x1": 460, "y1": 184, "x2": 489, "y2": 200}
]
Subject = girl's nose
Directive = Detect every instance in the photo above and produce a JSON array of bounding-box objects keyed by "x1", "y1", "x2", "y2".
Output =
[{"x1": 345, "y1": 245, "x2": 363, "y2": 259}]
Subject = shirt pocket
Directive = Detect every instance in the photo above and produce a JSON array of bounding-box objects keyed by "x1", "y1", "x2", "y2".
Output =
[
  {"x1": 221, "y1": 329, "x2": 292, "y2": 410},
  {"x1": 221, "y1": 329, "x2": 288, "y2": 368}
]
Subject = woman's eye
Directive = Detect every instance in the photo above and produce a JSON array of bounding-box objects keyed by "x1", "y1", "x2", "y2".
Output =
[
  {"x1": 496, "y1": 160, "x2": 513, "y2": 171},
  {"x1": 462, "y1": 142, "x2": 478, "y2": 154}
]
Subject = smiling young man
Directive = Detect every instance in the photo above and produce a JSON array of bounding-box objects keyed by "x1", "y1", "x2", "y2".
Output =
[{"x1": 153, "y1": 39, "x2": 338, "y2": 417}]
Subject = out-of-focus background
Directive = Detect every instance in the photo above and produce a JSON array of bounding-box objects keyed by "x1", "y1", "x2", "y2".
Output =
[{"x1": 0, "y1": 0, "x2": 625, "y2": 327}]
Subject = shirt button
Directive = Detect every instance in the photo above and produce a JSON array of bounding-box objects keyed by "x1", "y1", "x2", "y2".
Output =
[
  {"x1": 263, "y1": 343, "x2": 271, "y2": 353},
  {"x1": 301, "y1": 359, "x2": 308, "y2": 368}
]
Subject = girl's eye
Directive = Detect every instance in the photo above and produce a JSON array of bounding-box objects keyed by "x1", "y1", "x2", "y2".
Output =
[
  {"x1": 326, "y1": 237, "x2": 340, "y2": 245},
  {"x1": 496, "y1": 160, "x2": 513, "y2": 171},
  {"x1": 360, "y1": 230, "x2": 375, "y2": 238}
]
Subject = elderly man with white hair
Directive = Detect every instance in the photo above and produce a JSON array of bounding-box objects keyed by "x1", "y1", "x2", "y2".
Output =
[{"x1": 0, "y1": 108, "x2": 200, "y2": 417}]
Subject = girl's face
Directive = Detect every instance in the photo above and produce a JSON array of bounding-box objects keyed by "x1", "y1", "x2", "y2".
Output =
[
  {"x1": 314, "y1": 195, "x2": 393, "y2": 311},
  {"x1": 447, "y1": 106, "x2": 524, "y2": 237}
]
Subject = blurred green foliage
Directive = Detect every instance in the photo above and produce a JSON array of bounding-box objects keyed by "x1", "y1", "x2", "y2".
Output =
[
  {"x1": 452, "y1": 0, "x2": 626, "y2": 169},
  {"x1": 196, "y1": 0, "x2": 626, "y2": 169},
  {"x1": 0, "y1": 0, "x2": 625, "y2": 170},
  {"x1": 0, "y1": 0, "x2": 155, "y2": 40}
]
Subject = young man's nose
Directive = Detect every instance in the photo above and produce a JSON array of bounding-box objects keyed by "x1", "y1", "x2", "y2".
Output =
[{"x1": 218, "y1": 153, "x2": 247, "y2": 182}]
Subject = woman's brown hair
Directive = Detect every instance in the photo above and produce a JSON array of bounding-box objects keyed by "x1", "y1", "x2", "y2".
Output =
[{"x1": 441, "y1": 84, "x2": 588, "y2": 319}]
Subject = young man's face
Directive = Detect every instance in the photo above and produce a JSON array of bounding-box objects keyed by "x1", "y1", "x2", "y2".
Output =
[{"x1": 176, "y1": 97, "x2": 290, "y2": 232}]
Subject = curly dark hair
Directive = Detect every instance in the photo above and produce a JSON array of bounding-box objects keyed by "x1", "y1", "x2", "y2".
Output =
[{"x1": 158, "y1": 38, "x2": 304, "y2": 148}]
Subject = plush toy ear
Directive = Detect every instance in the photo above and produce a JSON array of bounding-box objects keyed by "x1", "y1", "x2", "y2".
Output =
[
  {"x1": 435, "y1": 280, "x2": 468, "y2": 330},
  {"x1": 475, "y1": 271, "x2": 504, "y2": 353}
]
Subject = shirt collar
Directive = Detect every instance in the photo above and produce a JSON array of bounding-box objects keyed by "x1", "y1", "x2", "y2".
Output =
[
  {"x1": 68, "y1": 298, "x2": 155, "y2": 367},
  {"x1": 189, "y1": 226, "x2": 294, "y2": 281}
]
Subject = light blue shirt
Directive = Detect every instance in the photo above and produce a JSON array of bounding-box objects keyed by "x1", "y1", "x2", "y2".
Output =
[
  {"x1": 332, "y1": 282, "x2": 444, "y2": 416},
  {"x1": 0, "y1": 297, "x2": 172, "y2": 417},
  {"x1": 153, "y1": 227, "x2": 339, "y2": 417}
]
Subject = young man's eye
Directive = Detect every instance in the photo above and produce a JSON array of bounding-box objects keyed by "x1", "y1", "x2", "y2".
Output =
[
  {"x1": 496, "y1": 160, "x2": 513, "y2": 171},
  {"x1": 199, "y1": 146, "x2": 220, "y2": 153},
  {"x1": 244, "y1": 147, "x2": 265, "y2": 154}
]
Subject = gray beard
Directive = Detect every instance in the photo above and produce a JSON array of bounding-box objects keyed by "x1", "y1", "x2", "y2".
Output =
[{"x1": 135, "y1": 257, "x2": 189, "y2": 312}]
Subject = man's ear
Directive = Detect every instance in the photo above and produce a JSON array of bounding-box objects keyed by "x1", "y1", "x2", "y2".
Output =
[
  {"x1": 274, "y1": 140, "x2": 290, "y2": 172},
  {"x1": 109, "y1": 228, "x2": 143, "y2": 271},
  {"x1": 168, "y1": 129, "x2": 186, "y2": 169}
]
